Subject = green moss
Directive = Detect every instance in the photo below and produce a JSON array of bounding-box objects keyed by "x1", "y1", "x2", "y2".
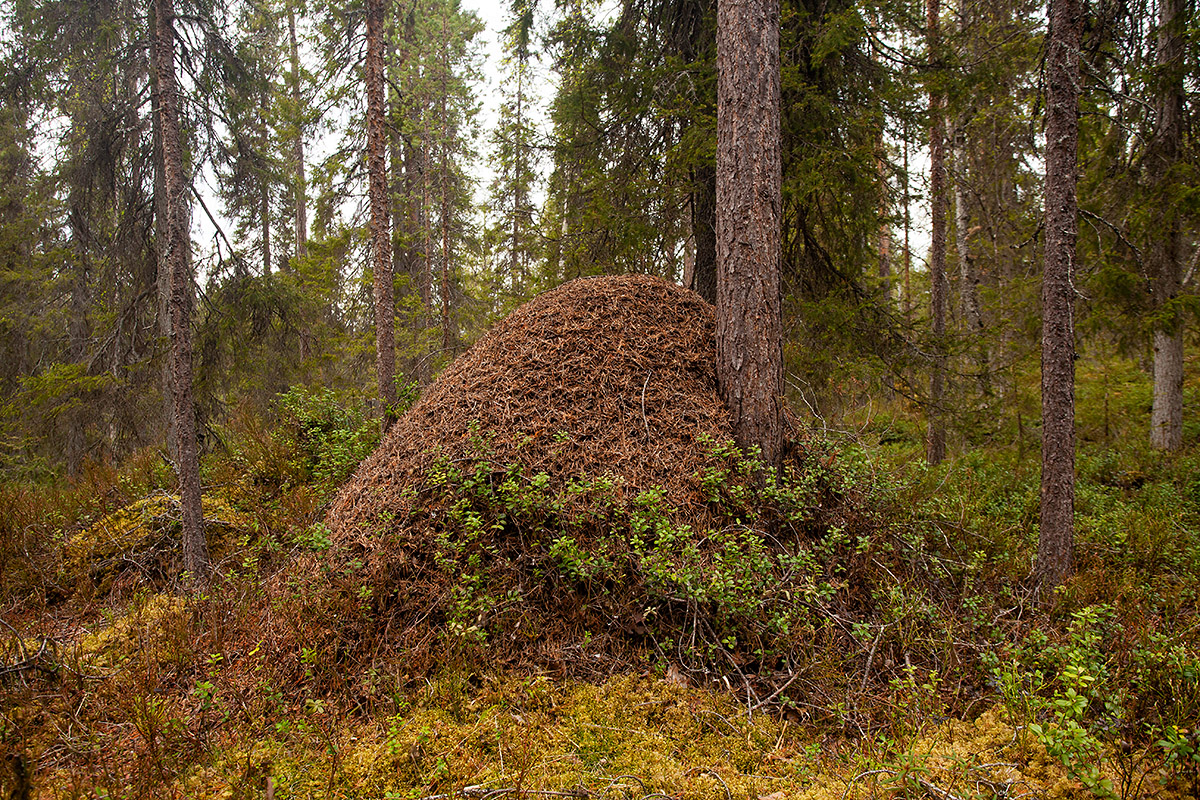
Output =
[{"x1": 65, "y1": 494, "x2": 250, "y2": 591}]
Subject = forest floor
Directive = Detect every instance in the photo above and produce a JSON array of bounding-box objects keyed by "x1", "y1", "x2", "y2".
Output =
[{"x1": 4, "y1": 345, "x2": 1200, "y2": 799}]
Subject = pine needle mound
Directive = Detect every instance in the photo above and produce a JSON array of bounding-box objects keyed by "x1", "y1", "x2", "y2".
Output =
[
  {"x1": 295, "y1": 274, "x2": 857, "y2": 681},
  {"x1": 327, "y1": 274, "x2": 731, "y2": 549}
]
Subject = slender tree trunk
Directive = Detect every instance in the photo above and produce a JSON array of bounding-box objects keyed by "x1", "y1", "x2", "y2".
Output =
[
  {"x1": 1149, "y1": 0, "x2": 1184, "y2": 451},
  {"x1": 66, "y1": 208, "x2": 90, "y2": 477},
  {"x1": 388, "y1": 33, "x2": 413, "y2": 379},
  {"x1": 288, "y1": 1, "x2": 308, "y2": 260},
  {"x1": 1038, "y1": 0, "x2": 1081, "y2": 592},
  {"x1": 153, "y1": 0, "x2": 208, "y2": 584},
  {"x1": 259, "y1": 87, "x2": 272, "y2": 276},
  {"x1": 420, "y1": 137, "x2": 434, "y2": 383},
  {"x1": 951, "y1": 0, "x2": 987, "y2": 396},
  {"x1": 877, "y1": 150, "x2": 892, "y2": 298},
  {"x1": 691, "y1": 163, "x2": 718, "y2": 304},
  {"x1": 953, "y1": 121, "x2": 989, "y2": 394},
  {"x1": 716, "y1": 0, "x2": 784, "y2": 473},
  {"x1": 438, "y1": 17, "x2": 455, "y2": 357},
  {"x1": 512, "y1": 55, "x2": 526, "y2": 290},
  {"x1": 149, "y1": 16, "x2": 174, "y2": 456},
  {"x1": 926, "y1": 0, "x2": 948, "y2": 466},
  {"x1": 366, "y1": 0, "x2": 396, "y2": 430},
  {"x1": 902, "y1": 133, "x2": 912, "y2": 318}
]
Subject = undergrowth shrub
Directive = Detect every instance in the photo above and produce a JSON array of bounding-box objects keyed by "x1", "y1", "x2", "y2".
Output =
[
  {"x1": 269, "y1": 429, "x2": 1030, "y2": 734},
  {"x1": 217, "y1": 385, "x2": 397, "y2": 503}
]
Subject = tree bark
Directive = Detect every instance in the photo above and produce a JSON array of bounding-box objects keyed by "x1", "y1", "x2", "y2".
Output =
[
  {"x1": 1149, "y1": 0, "x2": 1184, "y2": 451},
  {"x1": 877, "y1": 151, "x2": 892, "y2": 298},
  {"x1": 716, "y1": 0, "x2": 784, "y2": 472},
  {"x1": 691, "y1": 162, "x2": 717, "y2": 304},
  {"x1": 1038, "y1": 0, "x2": 1081, "y2": 592},
  {"x1": 149, "y1": 10, "x2": 174, "y2": 457},
  {"x1": 439, "y1": 14, "x2": 456, "y2": 357},
  {"x1": 153, "y1": 0, "x2": 208, "y2": 584},
  {"x1": 951, "y1": 0, "x2": 988, "y2": 396},
  {"x1": 366, "y1": 0, "x2": 397, "y2": 431},
  {"x1": 66, "y1": 206, "x2": 90, "y2": 477},
  {"x1": 926, "y1": 0, "x2": 948, "y2": 466},
  {"x1": 902, "y1": 133, "x2": 912, "y2": 318},
  {"x1": 420, "y1": 137, "x2": 434, "y2": 383},
  {"x1": 288, "y1": 0, "x2": 308, "y2": 260},
  {"x1": 953, "y1": 119, "x2": 989, "y2": 394},
  {"x1": 259, "y1": 86, "x2": 272, "y2": 276}
]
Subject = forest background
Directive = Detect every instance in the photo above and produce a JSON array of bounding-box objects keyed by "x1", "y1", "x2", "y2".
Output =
[
  {"x1": 1, "y1": 0, "x2": 1195, "y2": 475},
  {"x1": 4, "y1": 0, "x2": 1200, "y2": 796}
]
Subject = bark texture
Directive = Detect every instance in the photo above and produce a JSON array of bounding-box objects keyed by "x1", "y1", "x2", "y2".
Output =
[
  {"x1": 1148, "y1": 0, "x2": 1185, "y2": 451},
  {"x1": 1038, "y1": 0, "x2": 1081, "y2": 591},
  {"x1": 366, "y1": 0, "x2": 397, "y2": 430},
  {"x1": 715, "y1": 0, "x2": 784, "y2": 472},
  {"x1": 149, "y1": 13, "x2": 174, "y2": 456},
  {"x1": 926, "y1": 0, "x2": 947, "y2": 466},
  {"x1": 153, "y1": 0, "x2": 208, "y2": 583},
  {"x1": 259, "y1": 85, "x2": 272, "y2": 275},
  {"x1": 953, "y1": 120, "x2": 989, "y2": 394},
  {"x1": 951, "y1": 0, "x2": 987, "y2": 395},
  {"x1": 288, "y1": 1, "x2": 308, "y2": 260},
  {"x1": 691, "y1": 162, "x2": 717, "y2": 305},
  {"x1": 439, "y1": 17, "x2": 456, "y2": 358}
]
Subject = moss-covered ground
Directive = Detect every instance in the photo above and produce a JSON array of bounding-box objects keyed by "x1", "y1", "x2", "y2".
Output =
[{"x1": 4, "y1": 352, "x2": 1200, "y2": 799}]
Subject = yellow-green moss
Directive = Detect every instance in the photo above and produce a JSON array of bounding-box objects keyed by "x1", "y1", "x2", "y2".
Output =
[
  {"x1": 31, "y1": 671, "x2": 1190, "y2": 799},
  {"x1": 65, "y1": 494, "x2": 250, "y2": 590},
  {"x1": 74, "y1": 592, "x2": 190, "y2": 670}
]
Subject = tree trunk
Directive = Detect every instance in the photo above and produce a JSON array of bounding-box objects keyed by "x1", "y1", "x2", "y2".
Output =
[
  {"x1": 691, "y1": 162, "x2": 717, "y2": 304},
  {"x1": 953, "y1": 120, "x2": 988, "y2": 394},
  {"x1": 1149, "y1": 0, "x2": 1184, "y2": 451},
  {"x1": 259, "y1": 86, "x2": 272, "y2": 276},
  {"x1": 902, "y1": 133, "x2": 912, "y2": 318},
  {"x1": 153, "y1": 0, "x2": 208, "y2": 584},
  {"x1": 420, "y1": 137, "x2": 434, "y2": 384},
  {"x1": 877, "y1": 151, "x2": 892, "y2": 298},
  {"x1": 1037, "y1": 0, "x2": 1080, "y2": 592},
  {"x1": 66, "y1": 207, "x2": 90, "y2": 477},
  {"x1": 149, "y1": 13, "x2": 174, "y2": 457},
  {"x1": 288, "y1": 1, "x2": 308, "y2": 260},
  {"x1": 951, "y1": 0, "x2": 988, "y2": 396},
  {"x1": 926, "y1": 0, "x2": 948, "y2": 466},
  {"x1": 715, "y1": 0, "x2": 784, "y2": 473},
  {"x1": 366, "y1": 0, "x2": 396, "y2": 431},
  {"x1": 439, "y1": 16, "x2": 456, "y2": 358}
]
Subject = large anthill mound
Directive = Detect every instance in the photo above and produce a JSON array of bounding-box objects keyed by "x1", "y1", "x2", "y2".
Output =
[
  {"x1": 287, "y1": 275, "x2": 869, "y2": 683},
  {"x1": 329, "y1": 274, "x2": 730, "y2": 545}
]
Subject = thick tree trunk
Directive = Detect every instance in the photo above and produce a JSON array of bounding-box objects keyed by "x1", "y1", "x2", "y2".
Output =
[
  {"x1": 1149, "y1": 0, "x2": 1185, "y2": 451},
  {"x1": 153, "y1": 0, "x2": 208, "y2": 584},
  {"x1": 366, "y1": 0, "x2": 396, "y2": 431},
  {"x1": 926, "y1": 0, "x2": 948, "y2": 466},
  {"x1": 1038, "y1": 0, "x2": 1081, "y2": 592},
  {"x1": 288, "y1": 1, "x2": 307, "y2": 260},
  {"x1": 715, "y1": 0, "x2": 784, "y2": 473}
]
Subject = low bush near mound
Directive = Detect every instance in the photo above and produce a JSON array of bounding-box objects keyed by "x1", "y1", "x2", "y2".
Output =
[{"x1": 278, "y1": 277, "x2": 951, "y2": 705}]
